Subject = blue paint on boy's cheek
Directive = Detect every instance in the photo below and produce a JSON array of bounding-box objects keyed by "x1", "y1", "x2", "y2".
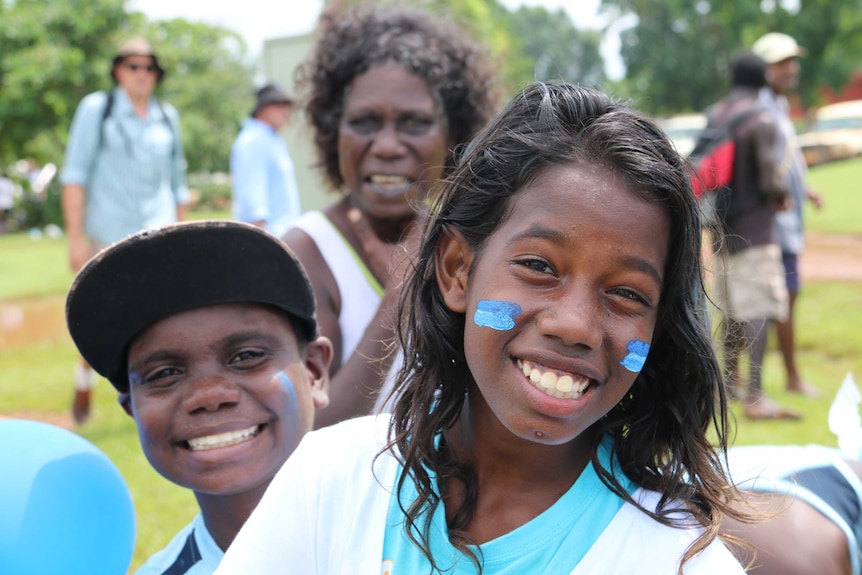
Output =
[
  {"x1": 620, "y1": 339, "x2": 650, "y2": 373},
  {"x1": 129, "y1": 371, "x2": 142, "y2": 386},
  {"x1": 473, "y1": 300, "x2": 522, "y2": 331},
  {"x1": 276, "y1": 371, "x2": 299, "y2": 418}
]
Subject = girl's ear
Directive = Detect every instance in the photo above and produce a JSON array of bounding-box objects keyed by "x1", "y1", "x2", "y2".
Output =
[{"x1": 435, "y1": 228, "x2": 473, "y2": 313}]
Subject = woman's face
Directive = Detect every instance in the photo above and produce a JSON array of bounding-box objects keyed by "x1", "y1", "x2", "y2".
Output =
[{"x1": 338, "y1": 63, "x2": 451, "y2": 222}]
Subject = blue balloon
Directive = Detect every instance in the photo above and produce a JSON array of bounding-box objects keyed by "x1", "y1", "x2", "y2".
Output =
[{"x1": 0, "y1": 419, "x2": 135, "y2": 575}]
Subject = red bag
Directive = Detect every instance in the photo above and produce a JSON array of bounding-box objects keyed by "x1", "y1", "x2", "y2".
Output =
[{"x1": 688, "y1": 107, "x2": 763, "y2": 198}]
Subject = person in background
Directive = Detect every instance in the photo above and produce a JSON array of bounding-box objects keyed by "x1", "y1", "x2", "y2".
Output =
[
  {"x1": 60, "y1": 37, "x2": 189, "y2": 425},
  {"x1": 282, "y1": 3, "x2": 497, "y2": 428},
  {"x1": 707, "y1": 52, "x2": 799, "y2": 420},
  {"x1": 230, "y1": 84, "x2": 301, "y2": 237},
  {"x1": 66, "y1": 221, "x2": 331, "y2": 574},
  {"x1": 752, "y1": 32, "x2": 825, "y2": 398}
]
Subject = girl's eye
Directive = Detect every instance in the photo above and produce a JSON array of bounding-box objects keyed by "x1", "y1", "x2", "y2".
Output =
[
  {"x1": 517, "y1": 258, "x2": 555, "y2": 275},
  {"x1": 608, "y1": 287, "x2": 651, "y2": 307}
]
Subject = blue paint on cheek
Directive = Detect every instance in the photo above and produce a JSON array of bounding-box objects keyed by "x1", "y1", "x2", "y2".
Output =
[
  {"x1": 620, "y1": 339, "x2": 650, "y2": 373},
  {"x1": 473, "y1": 300, "x2": 522, "y2": 331},
  {"x1": 129, "y1": 371, "x2": 142, "y2": 386},
  {"x1": 277, "y1": 371, "x2": 300, "y2": 419}
]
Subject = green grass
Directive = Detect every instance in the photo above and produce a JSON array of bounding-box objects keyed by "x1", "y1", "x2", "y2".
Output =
[{"x1": 806, "y1": 157, "x2": 862, "y2": 235}]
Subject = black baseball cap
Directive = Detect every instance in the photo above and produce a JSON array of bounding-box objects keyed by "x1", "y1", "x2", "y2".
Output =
[
  {"x1": 66, "y1": 221, "x2": 318, "y2": 393},
  {"x1": 252, "y1": 84, "x2": 294, "y2": 116}
]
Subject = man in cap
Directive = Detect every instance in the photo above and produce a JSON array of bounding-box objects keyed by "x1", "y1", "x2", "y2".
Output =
[
  {"x1": 752, "y1": 32, "x2": 824, "y2": 398},
  {"x1": 66, "y1": 220, "x2": 331, "y2": 574},
  {"x1": 60, "y1": 37, "x2": 190, "y2": 424},
  {"x1": 230, "y1": 84, "x2": 301, "y2": 237}
]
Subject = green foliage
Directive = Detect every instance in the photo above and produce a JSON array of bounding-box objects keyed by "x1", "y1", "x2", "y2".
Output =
[
  {"x1": 142, "y1": 18, "x2": 253, "y2": 172},
  {"x1": 506, "y1": 5, "x2": 605, "y2": 87},
  {"x1": 0, "y1": 0, "x2": 130, "y2": 164},
  {"x1": 0, "y1": 0, "x2": 254, "y2": 173},
  {"x1": 599, "y1": 0, "x2": 862, "y2": 114}
]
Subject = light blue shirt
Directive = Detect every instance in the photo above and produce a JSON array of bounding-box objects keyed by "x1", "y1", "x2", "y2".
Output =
[
  {"x1": 60, "y1": 88, "x2": 189, "y2": 246},
  {"x1": 230, "y1": 118, "x2": 301, "y2": 238},
  {"x1": 758, "y1": 87, "x2": 808, "y2": 254},
  {"x1": 381, "y1": 436, "x2": 636, "y2": 574},
  {"x1": 134, "y1": 513, "x2": 223, "y2": 575}
]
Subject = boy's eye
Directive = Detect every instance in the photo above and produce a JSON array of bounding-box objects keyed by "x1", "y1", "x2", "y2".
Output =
[
  {"x1": 229, "y1": 349, "x2": 266, "y2": 366},
  {"x1": 142, "y1": 366, "x2": 182, "y2": 386}
]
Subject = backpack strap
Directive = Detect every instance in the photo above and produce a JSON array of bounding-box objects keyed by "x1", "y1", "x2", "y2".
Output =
[
  {"x1": 96, "y1": 90, "x2": 175, "y2": 157},
  {"x1": 96, "y1": 90, "x2": 115, "y2": 153}
]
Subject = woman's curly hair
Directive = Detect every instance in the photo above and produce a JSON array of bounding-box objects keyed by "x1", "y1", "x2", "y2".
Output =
[{"x1": 294, "y1": 3, "x2": 498, "y2": 191}]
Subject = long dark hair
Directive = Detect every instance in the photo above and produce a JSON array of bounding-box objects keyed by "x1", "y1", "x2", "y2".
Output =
[{"x1": 386, "y1": 82, "x2": 737, "y2": 573}]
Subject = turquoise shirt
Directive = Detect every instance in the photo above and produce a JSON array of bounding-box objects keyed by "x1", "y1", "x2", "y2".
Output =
[
  {"x1": 60, "y1": 88, "x2": 189, "y2": 245},
  {"x1": 382, "y1": 436, "x2": 636, "y2": 574}
]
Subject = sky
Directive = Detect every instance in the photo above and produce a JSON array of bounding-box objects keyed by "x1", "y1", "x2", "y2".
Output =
[{"x1": 130, "y1": 0, "x2": 625, "y2": 79}]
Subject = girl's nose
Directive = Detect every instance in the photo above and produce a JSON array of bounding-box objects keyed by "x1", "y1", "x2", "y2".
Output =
[{"x1": 537, "y1": 282, "x2": 603, "y2": 350}]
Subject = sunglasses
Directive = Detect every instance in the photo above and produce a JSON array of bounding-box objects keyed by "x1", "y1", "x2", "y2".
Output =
[{"x1": 124, "y1": 62, "x2": 157, "y2": 73}]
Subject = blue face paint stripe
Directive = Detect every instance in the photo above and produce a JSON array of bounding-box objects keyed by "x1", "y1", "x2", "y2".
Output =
[
  {"x1": 474, "y1": 300, "x2": 522, "y2": 331},
  {"x1": 277, "y1": 371, "x2": 300, "y2": 419},
  {"x1": 620, "y1": 339, "x2": 650, "y2": 373}
]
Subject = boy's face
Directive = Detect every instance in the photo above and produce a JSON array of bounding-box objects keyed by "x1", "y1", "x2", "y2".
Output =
[{"x1": 124, "y1": 303, "x2": 330, "y2": 497}]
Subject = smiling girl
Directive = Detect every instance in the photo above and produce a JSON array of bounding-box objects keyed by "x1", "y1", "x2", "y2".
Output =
[{"x1": 215, "y1": 83, "x2": 748, "y2": 574}]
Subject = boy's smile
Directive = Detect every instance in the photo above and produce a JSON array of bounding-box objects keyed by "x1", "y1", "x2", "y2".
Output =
[
  {"x1": 126, "y1": 303, "x2": 329, "y2": 497},
  {"x1": 439, "y1": 160, "x2": 670, "y2": 447}
]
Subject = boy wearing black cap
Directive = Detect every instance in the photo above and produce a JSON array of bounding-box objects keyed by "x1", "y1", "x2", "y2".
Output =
[
  {"x1": 66, "y1": 221, "x2": 331, "y2": 574},
  {"x1": 230, "y1": 83, "x2": 301, "y2": 238}
]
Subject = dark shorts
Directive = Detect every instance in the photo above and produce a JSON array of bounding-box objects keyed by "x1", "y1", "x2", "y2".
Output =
[{"x1": 782, "y1": 251, "x2": 801, "y2": 295}]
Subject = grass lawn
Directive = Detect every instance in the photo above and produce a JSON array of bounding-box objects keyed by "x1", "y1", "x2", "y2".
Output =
[
  {"x1": 0, "y1": 174, "x2": 860, "y2": 572},
  {"x1": 806, "y1": 157, "x2": 862, "y2": 235}
]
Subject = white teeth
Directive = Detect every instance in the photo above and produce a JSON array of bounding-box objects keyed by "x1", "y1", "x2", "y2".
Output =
[
  {"x1": 517, "y1": 360, "x2": 590, "y2": 400},
  {"x1": 186, "y1": 425, "x2": 260, "y2": 451}
]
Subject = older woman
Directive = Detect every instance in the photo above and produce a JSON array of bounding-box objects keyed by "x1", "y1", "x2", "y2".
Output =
[{"x1": 283, "y1": 4, "x2": 497, "y2": 427}]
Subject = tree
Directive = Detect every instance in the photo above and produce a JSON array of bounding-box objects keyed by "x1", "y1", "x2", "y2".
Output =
[
  {"x1": 0, "y1": 0, "x2": 255, "y2": 173},
  {"x1": 0, "y1": 0, "x2": 131, "y2": 165},
  {"x1": 599, "y1": 0, "x2": 862, "y2": 115},
  {"x1": 142, "y1": 18, "x2": 253, "y2": 172},
  {"x1": 506, "y1": 6, "x2": 605, "y2": 88}
]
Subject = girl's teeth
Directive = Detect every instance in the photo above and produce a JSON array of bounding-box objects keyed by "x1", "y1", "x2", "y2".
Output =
[{"x1": 518, "y1": 360, "x2": 589, "y2": 400}]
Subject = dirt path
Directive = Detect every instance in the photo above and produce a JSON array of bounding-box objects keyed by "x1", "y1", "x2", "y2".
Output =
[{"x1": 801, "y1": 233, "x2": 862, "y2": 281}]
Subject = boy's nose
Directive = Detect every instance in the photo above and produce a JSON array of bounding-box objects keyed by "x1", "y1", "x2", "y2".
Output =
[{"x1": 181, "y1": 372, "x2": 241, "y2": 413}]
